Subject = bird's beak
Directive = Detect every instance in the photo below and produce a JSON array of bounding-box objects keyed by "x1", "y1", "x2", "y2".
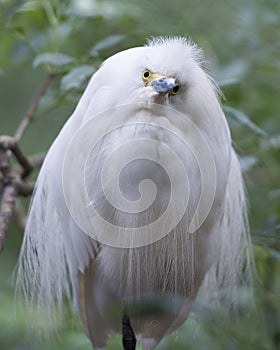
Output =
[{"x1": 148, "y1": 73, "x2": 176, "y2": 94}]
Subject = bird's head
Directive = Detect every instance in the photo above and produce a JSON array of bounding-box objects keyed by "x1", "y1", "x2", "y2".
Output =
[
  {"x1": 94, "y1": 37, "x2": 210, "y2": 107},
  {"x1": 82, "y1": 37, "x2": 224, "y2": 136}
]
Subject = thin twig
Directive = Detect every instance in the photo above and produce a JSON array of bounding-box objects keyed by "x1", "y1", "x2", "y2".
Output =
[
  {"x1": 16, "y1": 180, "x2": 35, "y2": 196},
  {"x1": 0, "y1": 135, "x2": 33, "y2": 176},
  {"x1": 14, "y1": 73, "x2": 56, "y2": 142},
  {"x1": 29, "y1": 152, "x2": 46, "y2": 168},
  {"x1": 0, "y1": 137, "x2": 45, "y2": 183}
]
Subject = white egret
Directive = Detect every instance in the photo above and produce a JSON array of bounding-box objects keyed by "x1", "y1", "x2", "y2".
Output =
[{"x1": 17, "y1": 37, "x2": 252, "y2": 350}]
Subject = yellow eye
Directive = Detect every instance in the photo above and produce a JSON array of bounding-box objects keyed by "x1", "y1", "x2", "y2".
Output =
[
  {"x1": 142, "y1": 69, "x2": 152, "y2": 81},
  {"x1": 169, "y1": 85, "x2": 180, "y2": 95}
]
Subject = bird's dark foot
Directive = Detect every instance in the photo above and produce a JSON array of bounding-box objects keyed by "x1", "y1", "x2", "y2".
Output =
[{"x1": 122, "y1": 313, "x2": 137, "y2": 350}]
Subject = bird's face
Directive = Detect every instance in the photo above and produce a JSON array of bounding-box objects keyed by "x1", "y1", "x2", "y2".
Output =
[
  {"x1": 132, "y1": 41, "x2": 202, "y2": 107},
  {"x1": 91, "y1": 38, "x2": 216, "y2": 122},
  {"x1": 141, "y1": 69, "x2": 179, "y2": 97},
  {"x1": 82, "y1": 38, "x2": 227, "y2": 146}
]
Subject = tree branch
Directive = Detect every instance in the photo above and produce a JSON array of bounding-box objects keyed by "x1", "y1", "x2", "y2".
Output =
[
  {"x1": 0, "y1": 73, "x2": 54, "y2": 252},
  {"x1": 0, "y1": 185, "x2": 18, "y2": 252},
  {"x1": 14, "y1": 73, "x2": 56, "y2": 142},
  {"x1": 0, "y1": 135, "x2": 33, "y2": 176},
  {"x1": 14, "y1": 201, "x2": 27, "y2": 232}
]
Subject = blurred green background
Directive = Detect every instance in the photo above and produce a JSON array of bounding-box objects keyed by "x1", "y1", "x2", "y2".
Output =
[{"x1": 0, "y1": 0, "x2": 279, "y2": 349}]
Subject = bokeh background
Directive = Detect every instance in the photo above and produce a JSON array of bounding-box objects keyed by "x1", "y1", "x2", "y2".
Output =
[{"x1": 0, "y1": 0, "x2": 279, "y2": 349}]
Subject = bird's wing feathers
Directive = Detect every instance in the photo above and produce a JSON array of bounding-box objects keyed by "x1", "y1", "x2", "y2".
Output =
[
  {"x1": 201, "y1": 148, "x2": 253, "y2": 304},
  {"x1": 15, "y1": 72, "x2": 103, "y2": 319}
]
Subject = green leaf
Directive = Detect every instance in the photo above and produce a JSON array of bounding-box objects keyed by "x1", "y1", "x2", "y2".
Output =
[
  {"x1": 224, "y1": 106, "x2": 268, "y2": 137},
  {"x1": 90, "y1": 34, "x2": 125, "y2": 56},
  {"x1": 33, "y1": 52, "x2": 74, "y2": 68},
  {"x1": 60, "y1": 65, "x2": 96, "y2": 92},
  {"x1": 17, "y1": 0, "x2": 41, "y2": 13},
  {"x1": 261, "y1": 135, "x2": 280, "y2": 150}
]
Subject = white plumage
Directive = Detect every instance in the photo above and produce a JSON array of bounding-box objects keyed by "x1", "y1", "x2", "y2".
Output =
[{"x1": 17, "y1": 37, "x2": 252, "y2": 350}]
